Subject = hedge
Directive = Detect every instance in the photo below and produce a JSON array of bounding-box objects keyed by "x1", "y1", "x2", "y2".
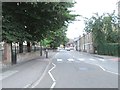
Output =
[{"x1": 97, "y1": 43, "x2": 120, "y2": 57}]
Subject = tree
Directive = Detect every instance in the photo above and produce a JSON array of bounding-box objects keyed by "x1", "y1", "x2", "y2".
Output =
[
  {"x1": 2, "y1": 2, "x2": 76, "y2": 42},
  {"x1": 2, "y1": 2, "x2": 76, "y2": 52},
  {"x1": 102, "y1": 12, "x2": 119, "y2": 43},
  {"x1": 41, "y1": 26, "x2": 69, "y2": 49},
  {"x1": 84, "y1": 13, "x2": 105, "y2": 53},
  {"x1": 83, "y1": 12, "x2": 119, "y2": 55}
]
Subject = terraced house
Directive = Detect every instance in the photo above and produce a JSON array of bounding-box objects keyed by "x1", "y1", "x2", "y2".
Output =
[{"x1": 74, "y1": 32, "x2": 94, "y2": 54}]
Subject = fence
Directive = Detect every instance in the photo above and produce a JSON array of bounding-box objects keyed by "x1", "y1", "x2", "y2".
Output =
[{"x1": 12, "y1": 44, "x2": 40, "y2": 54}]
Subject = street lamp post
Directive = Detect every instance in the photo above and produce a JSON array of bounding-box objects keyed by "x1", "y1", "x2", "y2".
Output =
[
  {"x1": 12, "y1": 43, "x2": 17, "y2": 64},
  {"x1": 83, "y1": 33, "x2": 85, "y2": 52}
]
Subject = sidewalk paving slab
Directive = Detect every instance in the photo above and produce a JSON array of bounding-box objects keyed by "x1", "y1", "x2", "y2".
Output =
[
  {"x1": 91, "y1": 54, "x2": 120, "y2": 61},
  {"x1": 74, "y1": 50, "x2": 120, "y2": 61}
]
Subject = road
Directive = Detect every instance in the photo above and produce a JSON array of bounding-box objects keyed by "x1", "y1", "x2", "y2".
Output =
[
  {"x1": 33, "y1": 49, "x2": 118, "y2": 88},
  {"x1": 1, "y1": 49, "x2": 118, "y2": 88}
]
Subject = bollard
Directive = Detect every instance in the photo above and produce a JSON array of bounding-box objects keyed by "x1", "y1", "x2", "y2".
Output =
[
  {"x1": 45, "y1": 49, "x2": 48, "y2": 58},
  {"x1": 40, "y1": 46, "x2": 42, "y2": 56},
  {"x1": 12, "y1": 45, "x2": 17, "y2": 64}
]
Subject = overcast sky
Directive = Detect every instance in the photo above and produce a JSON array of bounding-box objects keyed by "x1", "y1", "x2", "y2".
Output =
[{"x1": 66, "y1": 0, "x2": 119, "y2": 39}]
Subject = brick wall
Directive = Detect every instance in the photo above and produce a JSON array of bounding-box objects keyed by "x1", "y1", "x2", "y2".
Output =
[{"x1": 17, "y1": 51, "x2": 41, "y2": 63}]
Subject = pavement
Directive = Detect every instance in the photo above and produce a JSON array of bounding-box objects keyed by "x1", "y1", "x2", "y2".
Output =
[
  {"x1": 74, "y1": 50, "x2": 120, "y2": 61},
  {"x1": 1, "y1": 50, "x2": 57, "y2": 71},
  {"x1": 92, "y1": 53, "x2": 120, "y2": 61},
  {"x1": 0, "y1": 50, "x2": 57, "y2": 88}
]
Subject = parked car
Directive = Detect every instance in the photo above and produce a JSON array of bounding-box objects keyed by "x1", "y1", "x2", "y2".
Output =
[{"x1": 69, "y1": 46, "x2": 74, "y2": 50}]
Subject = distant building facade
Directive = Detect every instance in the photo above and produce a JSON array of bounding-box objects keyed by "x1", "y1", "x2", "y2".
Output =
[{"x1": 73, "y1": 32, "x2": 94, "y2": 53}]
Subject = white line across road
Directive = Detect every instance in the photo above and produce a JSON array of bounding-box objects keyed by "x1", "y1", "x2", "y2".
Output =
[
  {"x1": 78, "y1": 58, "x2": 84, "y2": 61},
  {"x1": 0, "y1": 70, "x2": 18, "y2": 81},
  {"x1": 67, "y1": 59, "x2": 74, "y2": 62},
  {"x1": 57, "y1": 59, "x2": 62, "y2": 62},
  {"x1": 98, "y1": 59, "x2": 105, "y2": 61},
  {"x1": 89, "y1": 58, "x2": 96, "y2": 61}
]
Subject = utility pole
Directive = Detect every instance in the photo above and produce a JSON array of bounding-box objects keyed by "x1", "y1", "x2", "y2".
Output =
[{"x1": 83, "y1": 33, "x2": 85, "y2": 52}]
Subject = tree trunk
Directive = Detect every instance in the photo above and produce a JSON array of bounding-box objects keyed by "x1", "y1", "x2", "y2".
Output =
[
  {"x1": 19, "y1": 42, "x2": 23, "y2": 53},
  {"x1": 27, "y1": 42, "x2": 31, "y2": 52},
  {"x1": 40, "y1": 45, "x2": 42, "y2": 56}
]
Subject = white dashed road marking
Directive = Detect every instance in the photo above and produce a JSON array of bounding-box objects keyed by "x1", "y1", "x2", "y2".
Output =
[
  {"x1": 78, "y1": 58, "x2": 84, "y2": 61},
  {"x1": 57, "y1": 59, "x2": 62, "y2": 62},
  {"x1": 89, "y1": 58, "x2": 96, "y2": 61},
  {"x1": 67, "y1": 59, "x2": 74, "y2": 61},
  {"x1": 98, "y1": 59, "x2": 105, "y2": 61}
]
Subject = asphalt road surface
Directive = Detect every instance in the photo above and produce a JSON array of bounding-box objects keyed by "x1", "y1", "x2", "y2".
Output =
[{"x1": 32, "y1": 49, "x2": 118, "y2": 88}]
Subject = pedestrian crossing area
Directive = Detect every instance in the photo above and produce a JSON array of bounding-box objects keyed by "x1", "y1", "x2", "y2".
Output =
[
  {"x1": 89, "y1": 58, "x2": 96, "y2": 61},
  {"x1": 56, "y1": 58, "x2": 105, "y2": 63},
  {"x1": 57, "y1": 59, "x2": 62, "y2": 62},
  {"x1": 67, "y1": 59, "x2": 74, "y2": 61},
  {"x1": 78, "y1": 59, "x2": 84, "y2": 61},
  {"x1": 98, "y1": 59, "x2": 105, "y2": 61}
]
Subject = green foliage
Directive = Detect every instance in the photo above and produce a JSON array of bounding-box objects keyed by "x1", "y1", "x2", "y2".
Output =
[
  {"x1": 84, "y1": 13, "x2": 105, "y2": 48},
  {"x1": 97, "y1": 43, "x2": 120, "y2": 57},
  {"x1": 102, "y1": 12, "x2": 119, "y2": 43},
  {"x1": 2, "y1": 2, "x2": 76, "y2": 43},
  {"x1": 41, "y1": 26, "x2": 69, "y2": 49},
  {"x1": 83, "y1": 12, "x2": 119, "y2": 56},
  {"x1": 2, "y1": 14, "x2": 32, "y2": 42}
]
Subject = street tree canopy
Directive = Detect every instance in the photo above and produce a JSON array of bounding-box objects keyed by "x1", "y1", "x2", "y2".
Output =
[
  {"x1": 84, "y1": 12, "x2": 119, "y2": 44},
  {"x1": 83, "y1": 12, "x2": 119, "y2": 56},
  {"x1": 41, "y1": 26, "x2": 69, "y2": 48},
  {"x1": 2, "y1": 2, "x2": 77, "y2": 43}
]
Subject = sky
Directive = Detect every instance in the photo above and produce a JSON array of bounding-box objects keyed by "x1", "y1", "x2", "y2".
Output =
[{"x1": 66, "y1": 0, "x2": 119, "y2": 39}]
